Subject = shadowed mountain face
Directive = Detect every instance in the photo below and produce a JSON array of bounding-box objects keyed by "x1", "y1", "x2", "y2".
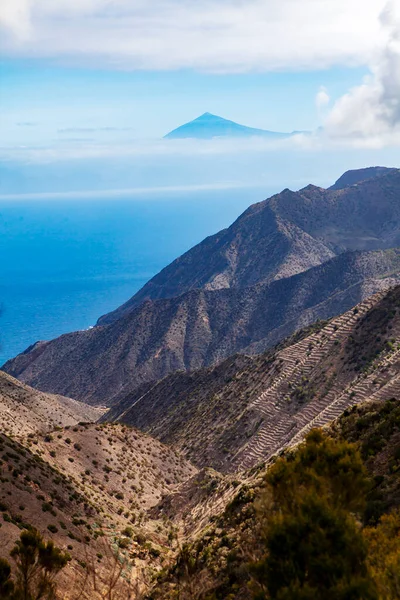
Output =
[
  {"x1": 2, "y1": 292, "x2": 400, "y2": 600},
  {"x1": 3, "y1": 167, "x2": 400, "y2": 406},
  {"x1": 164, "y1": 112, "x2": 293, "y2": 139}
]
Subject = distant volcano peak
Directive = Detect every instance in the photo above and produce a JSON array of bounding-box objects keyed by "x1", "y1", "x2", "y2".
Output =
[
  {"x1": 164, "y1": 113, "x2": 294, "y2": 140},
  {"x1": 191, "y1": 112, "x2": 226, "y2": 123}
]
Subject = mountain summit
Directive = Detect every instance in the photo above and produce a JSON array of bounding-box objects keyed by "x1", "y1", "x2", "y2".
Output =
[{"x1": 164, "y1": 112, "x2": 293, "y2": 139}]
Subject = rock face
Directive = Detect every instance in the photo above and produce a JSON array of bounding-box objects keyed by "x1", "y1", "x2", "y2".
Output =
[{"x1": 3, "y1": 167, "x2": 400, "y2": 406}]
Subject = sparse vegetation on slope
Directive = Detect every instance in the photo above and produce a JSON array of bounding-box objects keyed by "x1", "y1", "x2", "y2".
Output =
[
  {"x1": 3, "y1": 213, "x2": 400, "y2": 598},
  {"x1": 100, "y1": 167, "x2": 400, "y2": 323},
  {"x1": 0, "y1": 370, "x2": 103, "y2": 438},
  {"x1": 1, "y1": 292, "x2": 400, "y2": 598},
  {"x1": 5, "y1": 249, "x2": 400, "y2": 406},
  {"x1": 0, "y1": 411, "x2": 197, "y2": 598}
]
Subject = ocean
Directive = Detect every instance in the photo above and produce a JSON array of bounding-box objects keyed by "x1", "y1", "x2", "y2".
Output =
[{"x1": 0, "y1": 186, "x2": 272, "y2": 366}]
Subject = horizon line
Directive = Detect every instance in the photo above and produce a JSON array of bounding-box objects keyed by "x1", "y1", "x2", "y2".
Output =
[{"x1": 0, "y1": 181, "x2": 267, "y2": 201}]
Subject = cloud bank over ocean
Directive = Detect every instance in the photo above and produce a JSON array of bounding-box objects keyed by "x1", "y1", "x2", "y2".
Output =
[
  {"x1": 1, "y1": 133, "x2": 398, "y2": 199},
  {"x1": 1, "y1": 0, "x2": 398, "y2": 199}
]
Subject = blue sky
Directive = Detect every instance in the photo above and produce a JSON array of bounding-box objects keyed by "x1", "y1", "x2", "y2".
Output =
[
  {"x1": 0, "y1": 0, "x2": 399, "y2": 196},
  {"x1": 1, "y1": 61, "x2": 369, "y2": 144}
]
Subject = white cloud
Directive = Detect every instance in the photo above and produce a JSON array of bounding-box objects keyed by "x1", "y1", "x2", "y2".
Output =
[
  {"x1": 315, "y1": 86, "x2": 330, "y2": 111},
  {"x1": 326, "y1": 0, "x2": 400, "y2": 145},
  {"x1": 0, "y1": 0, "x2": 31, "y2": 40},
  {"x1": 2, "y1": 126, "x2": 396, "y2": 171},
  {"x1": 0, "y1": 135, "x2": 305, "y2": 165},
  {"x1": 315, "y1": 86, "x2": 331, "y2": 128},
  {"x1": 0, "y1": 0, "x2": 387, "y2": 72}
]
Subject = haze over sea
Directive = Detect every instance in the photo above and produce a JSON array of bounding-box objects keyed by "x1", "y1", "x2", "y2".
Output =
[{"x1": 0, "y1": 187, "x2": 272, "y2": 366}]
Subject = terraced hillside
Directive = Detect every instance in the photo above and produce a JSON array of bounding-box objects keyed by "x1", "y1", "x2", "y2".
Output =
[
  {"x1": 2, "y1": 289, "x2": 400, "y2": 599},
  {"x1": 108, "y1": 286, "x2": 400, "y2": 473}
]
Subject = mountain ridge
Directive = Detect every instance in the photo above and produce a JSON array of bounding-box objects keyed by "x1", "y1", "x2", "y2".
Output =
[
  {"x1": 329, "y1": 166, "x2": 398, "y2": 190},
  {"x1": 98, "y1": 167, "x2": 400, "y2": 325},
  {"x1": 3, "y1": 167, "x2": 400, "y2": 408},
  {"x1": 1, "y1": 286, "x2": 400, "y2": 599}
]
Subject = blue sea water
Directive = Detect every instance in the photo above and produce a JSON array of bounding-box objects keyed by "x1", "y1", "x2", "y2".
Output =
[{"x1": 0, "y1": 187, "x2": 272, "y2": 366}]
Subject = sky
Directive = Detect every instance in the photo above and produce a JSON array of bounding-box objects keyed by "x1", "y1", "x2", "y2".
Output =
[{"x1": 0, "y1": 0, "x2": 399, "y2": 196}]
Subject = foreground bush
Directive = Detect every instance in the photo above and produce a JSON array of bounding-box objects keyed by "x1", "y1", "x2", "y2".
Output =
[
  {"x1": 250, "y1": 430, "x2": 378, "y2": 600},
  {"x1": 0, "y1": 528, "x2": 70, "y2": 600},
  {"x1": 364, "y1": 509, "x2": 400, "y2": 600}
]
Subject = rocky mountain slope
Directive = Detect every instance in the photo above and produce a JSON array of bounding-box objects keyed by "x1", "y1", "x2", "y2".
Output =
[
  {"x1": 1, "y1": 288, "x2": 400, "y2": 599},
  {"x1": 329, "y1": 166, "x2": 396, "y2": 190},
  {"x1": 98, "y1": 166, "x2": 399, "y2": 325},
  {"x1": 5, "y1": 248, "x2": 400, "y2": 405},
  {"x1": 105, "y1": 285, "x2": 400, "y2": 473}
]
